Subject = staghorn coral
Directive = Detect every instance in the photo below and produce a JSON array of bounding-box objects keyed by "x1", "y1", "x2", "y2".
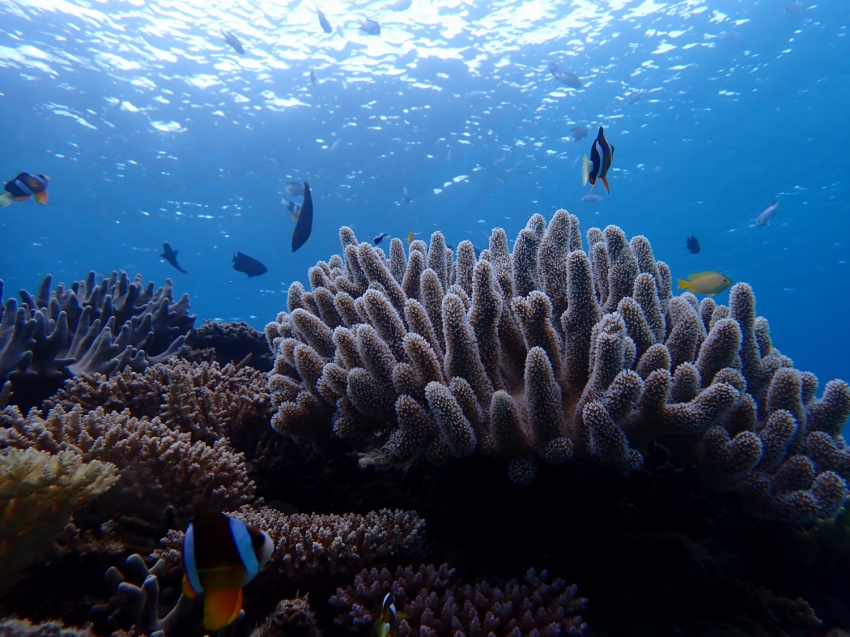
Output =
[
  {"x1": 43, "y1": 358, "x2": 273, "y2": 454},
  {"x1": 266, "y1": 210, "x2": 850, "y2": 523},
  {"x1": 0, "y1": 271, "x2": 195, "y2": 408},
  {"x1": 152, "y1": 505, "x2": 425, "y2": 591},
  {"x1": 330, "y1": 563, "x2": 587, "y2": 636},
  {"x1": 0, "y1": 447, "x2": 118, "y2": 595},
  {"x1": 0, "y1": 404, "x2": 255, "y2": 542}
]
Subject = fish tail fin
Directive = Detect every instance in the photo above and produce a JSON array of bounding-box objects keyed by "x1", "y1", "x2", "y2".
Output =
[
  {"x1": 34, "y1": 191, "x2": 48, "y2": 204},
  {"x1": 677, "y1": 279, "x2": 690, "y2": 290},
  {"x1": 601, "y1": 176, "x2": 610, "y2": 193},
  {"x1": 203, "y1": 587, "x2": 243, "y2": 631},
  {"x1": 581, "y1": 155, "x2": 591, "y2": 186},
  {"x1": 0, "y1": 193, "x2": 12, "y2": 207}
]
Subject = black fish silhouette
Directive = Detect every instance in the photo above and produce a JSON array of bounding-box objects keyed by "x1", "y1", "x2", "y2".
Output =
[
  {"x1": 161, "y1": 242, "x2": 187, "y2": 274},
  {"x1": 374, "y1": 232, "x2": 387, "y2": 245},
  {"x1": 686, "y1": 235, "x2": 700, "y2": 254},
  {"x1": 317, "y1": 8, "x2": 333, "y2": 33},
  {"x1": 222, "y1": 30, "x2": 245, "y2": 54},
  {"x1": 233, "y1": 251, "x2": 267, "y2": 277},
  {"x1": 292, "y1": 181, "x2": 313, "y2": 252}
]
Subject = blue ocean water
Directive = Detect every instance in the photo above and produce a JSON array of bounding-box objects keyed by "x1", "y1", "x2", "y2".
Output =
[{"x1": 1, "y1": 0, "x2": 848, "y2": 389}]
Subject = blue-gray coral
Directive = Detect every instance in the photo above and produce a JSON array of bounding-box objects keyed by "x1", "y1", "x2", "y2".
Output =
[
  {"x1": 267, "y1": 210, "x2": 850, "y2": 524},
  {"x1": 0, "y1": 271, "x2": 195, "y2": 402}
]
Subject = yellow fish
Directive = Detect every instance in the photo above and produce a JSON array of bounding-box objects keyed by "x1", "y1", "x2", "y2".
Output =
[
  {"x1": 406, "y1": 231, "x2": 415, "y2": 245},
  {"x1": 677, "y1": 271, "x2": 732, "y2": 297}
]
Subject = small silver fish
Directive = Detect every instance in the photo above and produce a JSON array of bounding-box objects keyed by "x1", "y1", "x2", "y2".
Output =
[
  {"x1": 755, "y1": 200, "x2": 779, "y2": 226},
  {"x1": 581, "y1": 193, "x2": 602, "y2": 203}
]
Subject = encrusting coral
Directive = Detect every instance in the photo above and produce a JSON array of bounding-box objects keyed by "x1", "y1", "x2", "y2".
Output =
[
  {"x1": 0, "y1": 446, "x2": 118, "y2": 595},
  {"x1": 266, "y1": 210, "x2": 850, "y2": 524},
  {"x1": 0, "y1": 271, "x2": 195, "y2": 408}
]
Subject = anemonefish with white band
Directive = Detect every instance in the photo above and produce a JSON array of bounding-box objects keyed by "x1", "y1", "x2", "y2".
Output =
[{"x1": 182, "y1": 511, "x2": 274, "y2": 631}]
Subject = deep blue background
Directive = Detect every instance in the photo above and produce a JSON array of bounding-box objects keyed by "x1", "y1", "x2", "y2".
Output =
[{"x1": 1, "y1": 0, "x2": 848, "y2": 388}]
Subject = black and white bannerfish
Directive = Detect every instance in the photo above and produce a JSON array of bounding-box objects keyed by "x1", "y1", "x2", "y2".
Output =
[
  {"x1": 581, "y1": 126, "x2": 615, "y2": 194},
  {"x1": 182, "y1": 511, "x2": 273, "y2": 631},
  {"x1": 755, "y1": 200, "x2": 779, "y2": 226}
]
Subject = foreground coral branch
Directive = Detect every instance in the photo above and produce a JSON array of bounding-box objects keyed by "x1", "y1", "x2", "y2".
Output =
[
  {"x1": 266, "y1": 210, "x2": 850, "y2": 523},
  {"x1": 0, "y1": 447, "x2": 118, "y2": 594}
]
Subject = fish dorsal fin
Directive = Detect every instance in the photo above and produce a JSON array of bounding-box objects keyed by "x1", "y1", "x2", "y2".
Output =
[
  {"x1": 688, "y1": 271, "x2": 717, "y2": 280},
  {"x1": 203, "y1": 587, "x2": 243, "y2": 631}
]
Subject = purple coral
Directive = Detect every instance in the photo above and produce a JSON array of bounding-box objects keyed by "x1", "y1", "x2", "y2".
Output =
[
  {"x1": 330, "y1": 563, "x2": 587, "y2": 637},
  {"x1": 0, "y1": 271, "x2": 194, "y2": 408},
  {"x1": 267, "y1": 211, "x2": 850, "y2": 523}
]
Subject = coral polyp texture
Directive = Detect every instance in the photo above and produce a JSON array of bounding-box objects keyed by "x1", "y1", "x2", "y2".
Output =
[
  {"x1": 0, "y1": 271, "x2": 195, "y2": 406},
  {"x1": 266, "y1": 210, "x2": 850, "y2": 523},
  {"x1": 330, "y1": 563, "x2": 587, "y2": 637}
]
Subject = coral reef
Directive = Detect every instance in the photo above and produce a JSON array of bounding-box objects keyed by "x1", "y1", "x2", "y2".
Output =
[
  {"x1": 92, "y1": 553, "x2": 193, "y2": 637},
  {"x1": 0, "y1": 618, "x2": 96, "y2": 637},
  {"x1": 248, "y1": 595, "x2": 320, "y2": 637},
  {"x1": 184, "y1": 319, "x2": 274, "y2": 371},
  {"x1": 44, "y1": 358, "x2": 273, "y2": 455},
  {"x1": 0, "y1": 271, "x2": 195, "y2": 408},
  {"x1": 330, "y1": 563, "x2": 587, "y2": 636},
  {"x1": 0, "y1": 403, "x2": 255, "y2": 543},
  {"x1": 266, "y1": 211, "x2": 850, "y2": 524},
  {"x1": 0, "y1": 447, "x2": 118, "y2": 595},
  {"x1": 153, "y1": 505, "x2": 425, "y2": 590}
]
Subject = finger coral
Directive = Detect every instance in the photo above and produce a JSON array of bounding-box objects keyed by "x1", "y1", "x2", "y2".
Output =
[
  {"x1": 0, "y1": 271, "x2": 195, "y2": 409},
  {"x1": 329, "y1": 563, "x2": 587, "y2": 636},
  {"x1": 267, "y1": 210, "x2": 850, "y2": 523}
]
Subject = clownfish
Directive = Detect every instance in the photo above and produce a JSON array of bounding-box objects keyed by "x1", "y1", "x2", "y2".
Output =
[
  {"x1": 581, "y1": 126, "x2": 615, "y2": 194},
  {"x1": 376, "y1": 592, "x2": 403, "y2": 637},
  {"x1": 1, "y1": 172, "x2": 50, "y2": 207},
  {"x1": 182, "y1": 511, "x2": 274, "y2": 631}
]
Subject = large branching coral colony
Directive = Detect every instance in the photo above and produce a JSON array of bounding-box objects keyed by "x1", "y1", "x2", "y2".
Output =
[
  {"x1": 0, "y1": 209, "x2": 849, "y2": 636},
  {"x1": 268, "y1": 210, "x2": 850, "y2": 522}
]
